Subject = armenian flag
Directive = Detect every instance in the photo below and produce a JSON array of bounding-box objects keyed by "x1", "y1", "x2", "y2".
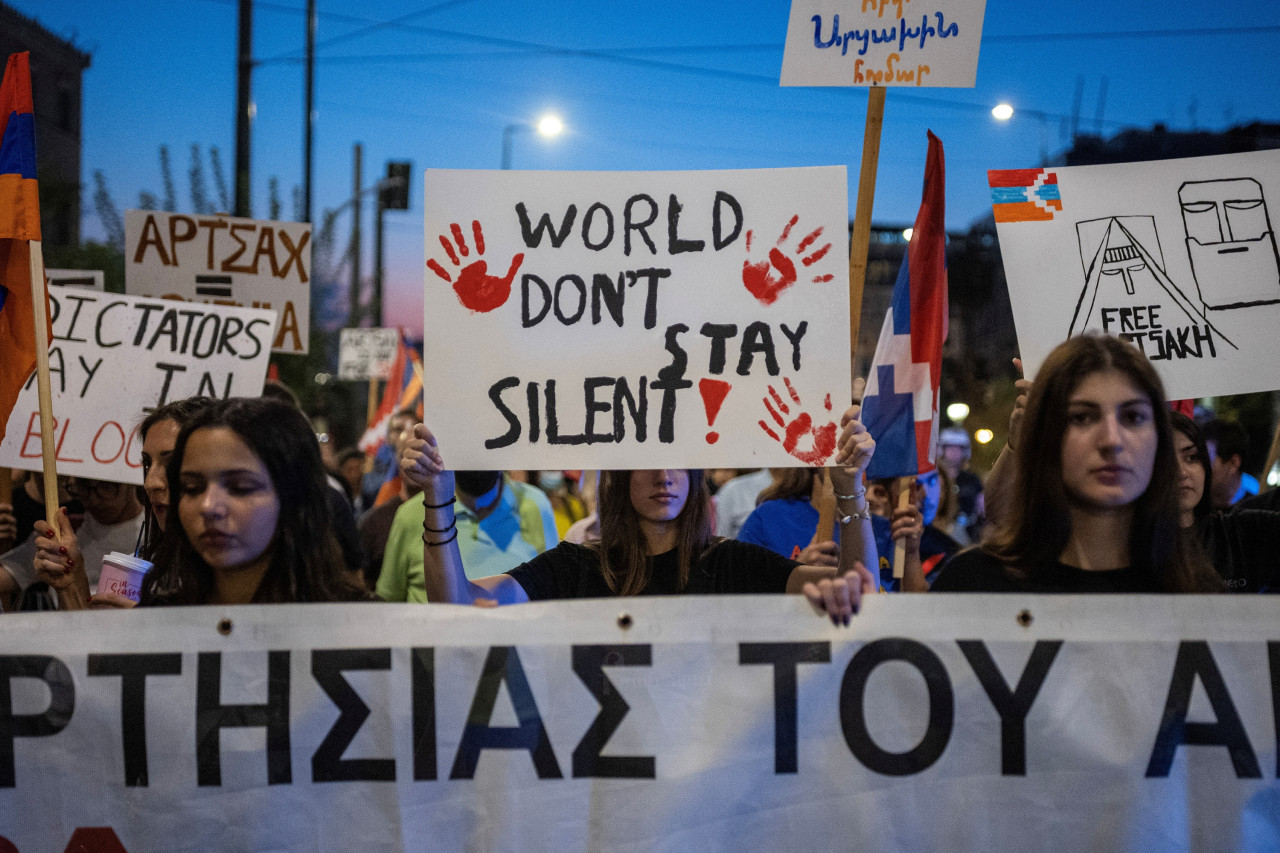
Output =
[
  {"x1": 988, "y1": 168, "x2": 1062, "y2": 223},
  {"x1": 861, "y1": 131, "x2": 948, "y2": 479},
  {"x1": 358, "y1": 332, "x2": 423, "y2": 455}
]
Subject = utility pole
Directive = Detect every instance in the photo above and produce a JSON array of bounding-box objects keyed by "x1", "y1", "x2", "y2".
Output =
[
  {"x1": 349, "y1": 143, "x2": 362, "y2": 326},
  {"x1": 374, "y1": 162, "x2": 411, "y2": 329},
  {"x1": 234, "y1": 0, "x2": 253, "y2": 218},
  {"x1": 303, "y1": 0, "x2": 315, "y2": 223}
]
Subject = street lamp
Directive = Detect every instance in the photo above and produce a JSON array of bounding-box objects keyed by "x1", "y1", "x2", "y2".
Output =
[{"x1": 501, "y1": 113, "x2": 565, "y2": 169}]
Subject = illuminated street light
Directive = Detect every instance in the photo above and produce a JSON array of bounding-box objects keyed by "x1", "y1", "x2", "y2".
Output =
[
  {"x1": 974, "y1": 428, "x2": 995, "y2": 445},
  {"x1": 992, "y1": 103, "x2": 1014, "y2": 121},
  {"x1": 946, "y1": 402, "x2": 970, "y2": 423},
  {"x1": 902, "y1": 227, "x2": 913, "y2": 241},
  {"x1": 502, "y1": 113, "x2": 565, "y2": 169}
]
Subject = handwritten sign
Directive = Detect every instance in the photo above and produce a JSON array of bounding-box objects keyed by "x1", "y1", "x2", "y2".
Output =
[
  {"x1": 338, "y1": 328, "x2": 400, "y2": 381},
  {"x1": 989, "y1": 148, "x2": 1280, "y2": 398},
  {"x1": 422, "y1": 167, "x2": 851, "y2": 470},
  {"x1": 781, "y1": 0, "x2": 988, "y2": 87},
  {"x1": 45, "y1": 268, "x2": 104, "y2": 290},
  {"x1": 0, "y1": 286, "x2": 277, "y2": 484},
  {"x1": 124, "y1": 210, "x2": 311, "y2": 354}
]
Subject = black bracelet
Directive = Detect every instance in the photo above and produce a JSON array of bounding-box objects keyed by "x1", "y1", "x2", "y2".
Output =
[
  {"x1": 423, "y1": 528, "x2": 459, "y2": 547},
  {"x1": 424, "y1": 495, "x2": 456, "y2": 509},
  {"x1": 423, "y1": 518, "x2": 456, "y2": 534}
]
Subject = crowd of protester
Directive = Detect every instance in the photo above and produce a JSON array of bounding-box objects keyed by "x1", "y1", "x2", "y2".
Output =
[{"x1": 1, "y1": 331, "x2": 1277, "y2": 618}]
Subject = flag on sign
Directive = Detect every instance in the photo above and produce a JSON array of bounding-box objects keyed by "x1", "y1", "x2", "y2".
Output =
[
  {"x1": 861, "y1": 131, "x2": 948, "y2": 479},
  {"x1": 0, "y1": 51, "x2": 47, "y2": 445},
  {"x1": 988, "y1": 168, "x2": 1062, "y2": 223},
  {"x1": 358, "y1": 333, "x2": 423, "y2": 455}
]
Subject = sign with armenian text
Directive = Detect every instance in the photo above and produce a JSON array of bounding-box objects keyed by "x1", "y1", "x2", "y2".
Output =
[
  {"x1": 990, "y1": 148, "x2": 1280, "y2": 398},
  {"x1": 781, "y1": 0, "x2": 988, "y2": 87},
  {"x1": 125, "y1": 210, "x2": 311, "y2": 354},
  {"x1": 1, "y1": 595, "x2": 1276, "y2": 853},
  {"x1": 422, "y1": 167, "x2": 851, "y2": 470},
  {"x1": 0, "y1": 286, "x2": 276, "y2": 484}
]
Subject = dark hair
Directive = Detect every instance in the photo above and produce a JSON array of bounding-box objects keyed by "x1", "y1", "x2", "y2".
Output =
[
  {"x1": 591, "y1": 470, "x2": 713, "y2": 595},
  {"x1": 757, "y1": 468, "x2": 815, "y2": 504},
  {"x1": 136, "y1": 397, "x2": 218, "y2": 560},
  {"x1": 1169, "y1": 412, "x2": 1214, "y2": 522},
  {"x1": 142, "y1": 397, "x2": 369, "y2": 604},
  {"x1": 1201, "y1": 418, "x2": 1249, "y2": 465},
  {"x1": 985, "y1": 333, "x2": 1219, "y2": 592},
  {"x1": 336, "y1": 446, "x2": 365, "y2": 467}
]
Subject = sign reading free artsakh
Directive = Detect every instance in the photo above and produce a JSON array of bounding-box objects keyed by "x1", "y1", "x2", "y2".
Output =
[
  {"x1": 125, "y1": 210, "x2": 311, "y2": 354},
  {"x1": 780, "y1": 0, "x2": 988, "y2": 87},
  {"x1": 423, "y1": 167, "x2": 851, "y2": 470}
]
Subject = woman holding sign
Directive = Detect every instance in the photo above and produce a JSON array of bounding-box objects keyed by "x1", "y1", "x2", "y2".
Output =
[
  {"x1": 399, "y1": 404, "x2": 878, "y2": 625},
  {"x1": 925, "y1": 333, "x2": 1222, "y2": 593}
]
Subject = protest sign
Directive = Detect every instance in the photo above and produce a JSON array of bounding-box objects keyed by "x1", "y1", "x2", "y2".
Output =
[
  {"x1": 0, "y1": 286, "x2": 277, "y2": 484},
  {"x1": 989, "y1": 148, "x2": 1280, "y2": 398},
  {"x1": 0, "y1": 595, "x2": 1276, "y2": 853},
  {"x1": 422, "y1": 167, "x2": 851, "y2": 470},
  {"x1": 45, "y1": 268, "x2": 104, "y2": 290},
  {"x1": 124, "y1": 210, "x2": 311, "y2": 355},
  {"x1": 338, "y1": 327, "x2": 400, "y2": 381},
  {"x1": 780, "y1": 0, "x2": 988, "y2": 88}
]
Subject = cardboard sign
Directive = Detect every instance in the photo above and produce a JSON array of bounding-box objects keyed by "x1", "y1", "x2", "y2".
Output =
[
  {"x1": 45, "y1": 269, "x2": 104, "y2": 290},
  {"x1": 124, "y1": 210, "x2": 311, "y2": 355},
  {"x1": 0, "y1": 286, "x2": 277, "y2": 484},
  {"x1": 422, "y1": 167, "x2": 851, "y2": 470},
  {"x1": 780, "y1": 0, "x2": 988, "y2": 88},
  {"x1": 0, "y1": 595, "x2": 1276, "y2": 852},
  {"x1": 990, "y1": 148, "x2": 1280, "y2": 398},
  {"x1": 338, "y1": 328, "x2": 400, "y2": 381}
]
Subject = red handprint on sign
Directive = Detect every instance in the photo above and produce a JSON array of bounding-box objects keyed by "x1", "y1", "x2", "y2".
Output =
[
  {"x1": 427, "y1": 220, "x2": 524, "y2": 313},
  {"x1": 758, "y1": 378, "x2": 837, "y2": 466},
  {"x1": 742, "y1": 215, "x2": 833, "y2": 306}
]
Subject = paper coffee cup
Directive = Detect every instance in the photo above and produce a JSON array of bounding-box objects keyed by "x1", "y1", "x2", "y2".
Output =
[{"x1": 99, "y1": 552, "x2": 153, "y2": 603}]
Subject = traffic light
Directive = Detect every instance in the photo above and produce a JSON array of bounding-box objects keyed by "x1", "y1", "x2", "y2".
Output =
[{"x1": 381, "y1": 161, "x2": 412, "y2": 210}]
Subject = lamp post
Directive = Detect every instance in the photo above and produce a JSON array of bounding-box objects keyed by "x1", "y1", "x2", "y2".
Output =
[{"x1": 500, "y1": 114, "x2": 564, "y2": 169}]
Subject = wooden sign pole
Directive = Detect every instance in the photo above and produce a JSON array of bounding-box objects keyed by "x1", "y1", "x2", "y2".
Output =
[{"x1": 27, "y1": 240, "x2": 60, "y2": 534}]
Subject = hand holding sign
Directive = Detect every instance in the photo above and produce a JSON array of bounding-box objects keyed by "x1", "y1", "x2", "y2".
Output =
[
  {"x1": 428, "y1": 220, "x2": 525, "y2": 313},
  {"x1": 742, "y1": 215, "x2": 833, "y2": 306},
  {"x1": 400, "y1": 423, "x2": 456, "y2": 509},
  {"x1": 758, "y1": 377, "x2": 838, "y2": 466}
]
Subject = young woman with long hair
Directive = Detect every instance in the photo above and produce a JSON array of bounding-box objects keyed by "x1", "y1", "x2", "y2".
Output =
[
  {"x1": 926, "y1": 333, "x2": 1222, "y2": 593},
  {"x1": 401, "y1": 404, "x2": 879, "y2": 624}
]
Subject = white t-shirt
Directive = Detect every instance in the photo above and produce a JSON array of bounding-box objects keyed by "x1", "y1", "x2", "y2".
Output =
[{"x1": 0, "y1": 511, "x2": 144, "y2": 594}]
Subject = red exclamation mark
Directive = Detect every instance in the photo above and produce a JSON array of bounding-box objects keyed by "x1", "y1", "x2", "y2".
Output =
[{"x1": 698, "y1": 378, "x2": 731, "y2": 444}]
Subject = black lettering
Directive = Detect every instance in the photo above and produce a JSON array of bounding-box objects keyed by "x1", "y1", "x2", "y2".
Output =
[
  {"x1": 1193, "y1": 324, "x2": 1216, "y2": 358},
  {"x1": 699, "y1": 323, "x2": 738, "y2": 375},
  {"x1": 737, "y1": 321, "x2": 780, "y2": 376},
  {"x1": 522, "y1": 274, "x2": 552, "y2": 328},
  {"x1": 484, "y1": 377, "x2": 522, "y2": 450},
  {"x1": 59, "y1": 292, "x2": 93, "y2": 343},
  {"x1": 131, "y1": 304, "x2": 166, "y2": 346},
  {"x1": 571, "y1": 645, "x2": 654, "y2": 778},
  {"x1": 651, "y1": 324, "x2": 693, "y2": 444},
  {"x1": 94, "y1": 300, "x2": 125, "y2": 348},
  {"x1": 583, "y1": 378, "x2": 615, "y2": 443},
  {"x1": 592, "y1": 272, "x2": 626, "y2": 327},
  {"x1": 0, "y1": 656, "x2": 75, "y2": 788},
  {"x1": 779, "y1": 322, "x2": 808, "y2": 372},
  {"x1": 623, "y1": 194, "x2": 659, "y2": 256},
  {"x1": 554, "y1": 275, "x2": 587, "y2": 325},
  {"x1": 581, "y1": 202, "x2": 615, "y2": 251},
  {"x1": 77, "y1": 356, "x2": 102, "y2": 398},
  {"x1": 87, "y1": 653, "x2": 182, "y2": 787},
  {"x1": 614, "y1": 376, "x2": 647, "y2": 443},
  {"x1": 217, "y1": 316, "x2": 245, "y2": 358},
  {"x1": 192, "y1": 313, "x2": 221, "y2": 359},
  {"x1": 957, "y1": 640, "x2": 1062, "y2": 776},
  {"x1": 196, "y1": 651, "x2": 291, "y2": 786},
  {"x1": 629, "y1": 268, "x2": 671, "y2": 330},
  {"x1": 545, "y1": 379, "x2": 586, "y2": 445},
  {"x1": 311, "y1": 648, "x2": 395, "y2": 783},
  {"x1": 527, "y1": 381, "x2": 540, "y2": 444},
  {"x1": 667, "y1": 194, "x2": 705, "y2": 254},
  {"x1": 740, "y1": 642, "x2": 831, "y2": 773},
  {"x1": 243, "y1": 318, "x2": 269, "y2": 360},
  {"x1": 412, "y1": 648, "x2": 437, "y2": 781},
  {"x1": 840, "y1": 639, "x2": 953, "y2": 776},
  {"x1": 153, "y1": 362, "x2": 188, "y2": 407},
  {"x1": 515, "y1": 202, "x2": 578, "y2": 249},
  {"x1": 712, "y1": 191, "x2": 744, "y2": 250},
  {"x1": 1145, "y1": 641, "x2": 1261, "y2": 778},
  {"x1": 450, "y1": 647, "x2": 562, "y2": 779}
]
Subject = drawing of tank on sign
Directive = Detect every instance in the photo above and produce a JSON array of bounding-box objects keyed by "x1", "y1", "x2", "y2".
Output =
[
  {"x1": 1069, "y1": 215, "x2": 1235, "y2": 360},
  {"x1": 1179, "y1": 178, "x2": 1280, "y2": 309}
]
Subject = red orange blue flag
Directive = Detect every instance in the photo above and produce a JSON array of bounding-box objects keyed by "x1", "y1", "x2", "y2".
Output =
[
  {"x1": 988, "y1": 168, "x2": 1062, "y2": 223},
  {"x1": 358, "y1": 332, "x2": 423, "y2": 455},
  {"x1": 861, "y1": 131, "x2": 948, "y2": 479},
  {"x1": 0, "y1": 51, "x2": 45, "y2": 445}
]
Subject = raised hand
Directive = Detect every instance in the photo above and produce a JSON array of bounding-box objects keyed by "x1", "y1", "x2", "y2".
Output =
[
  {"x1": 33, "y1": 508, "x2": 90, "y2": 610},
  {"x1": 1008, "y1": 357, "x2": 1031, "y2": 451},
  {"x1": 742, "y1": 215, "x2": 833, "y2": 306},
  {"x1": 427, "y1": 220, "x2": 524, "y2": 313},
  {"x1": 399, "y1": 423, "x2": 456, "y2": 508},
  {"x1": 758, "y1": 377, "x2": 838, "y2": 466}
]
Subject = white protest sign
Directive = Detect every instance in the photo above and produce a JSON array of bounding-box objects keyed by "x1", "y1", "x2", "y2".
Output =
[
  {"x1": 989, "y1": 148, "x2": 1280, "y2": 398},
  {"x1": 780, "y1": 0, "x2": 987, "y2": 87},
  {"x1": 45, "y1": 268, "x2": 104, "y2": 290},
  {"x1": 0, "y1": 595, "x2": 1276, "y2": 853},
  {"x1": 0, "y1": 286, "x2": 277, "y2": 484},
  {"x1": 423, "y1": 167, "x2": 851, "y2": 470},
  {"x1": 338, "y1": 327, "x2": 400, "y2": 380},
  {"x1": 124, "y1": 210, "x2": 311, "y2": 355}
]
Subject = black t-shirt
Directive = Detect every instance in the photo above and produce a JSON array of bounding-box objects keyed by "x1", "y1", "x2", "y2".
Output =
[
  {"x1": 507, "y1": 539, "x2": 800, "y2": 601},
  {"x1": 1196, "y1": 510, "x2": 1280, "y2": 593},
  {"x1": 929, "y1": 548, "x2": 1162, "y2": 593}
]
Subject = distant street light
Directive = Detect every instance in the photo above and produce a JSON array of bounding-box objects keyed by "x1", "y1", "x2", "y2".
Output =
[
  {"x1": 501, "y1": 113, "x2": 565, "y2": 169},
  {"x1": 946, "y1": 402, "x2": 970, "y2": 423},
  {"x1": 991, "y1": 103, "x2": 1014, "y2": 121}
]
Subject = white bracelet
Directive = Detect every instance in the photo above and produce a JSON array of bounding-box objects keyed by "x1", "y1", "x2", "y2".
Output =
[{"x1": 838, "y1": 509, "x2": 872, "y2": 524}]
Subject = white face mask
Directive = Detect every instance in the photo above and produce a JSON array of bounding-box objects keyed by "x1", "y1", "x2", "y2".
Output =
[{"x1": 539, "y1": 471, "x2": 565, "y2": 492}]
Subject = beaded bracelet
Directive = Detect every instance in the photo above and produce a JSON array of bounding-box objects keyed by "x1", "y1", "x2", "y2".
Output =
[{"x1": 424, "y1": 495, "x2": 457, "y2": 509}]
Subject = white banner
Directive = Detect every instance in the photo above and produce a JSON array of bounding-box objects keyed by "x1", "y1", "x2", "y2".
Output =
[
  {"x1": 423, "y1": 167, "x2": 851, "y2": 470},
  {"x1": 45, "y1": 269, "x2": 104, "y2": 291},
  {"x1": 0, "y1": 596, "x2": 1276, "y2": 852},
  {"x1": 124, "y1": 210, "x2": 311, "y2": 355},
  {"x1": 338, "y1": 328, "x2": 400, "y2": 381},
  {"x1": 780, "y1": 0, "x2": 988, "y2": 88},
  {"x1": 0, "y1": 287, "x2": 277, "y2": 484},
  {"x1": 989, "y1": 149, "x2": 1280, "y2": 398}
]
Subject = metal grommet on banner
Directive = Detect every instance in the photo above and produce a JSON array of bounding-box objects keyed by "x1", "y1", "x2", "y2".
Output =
[
  {"x1": 217, "y1": 617, "x2": 234, "y2": 636},
  {"x1": 1016, "y1": 609, "x2": 1033, "y2": 628},
  {"x1": 617, "y1": 613, "x2": 633, "y2": 630}
]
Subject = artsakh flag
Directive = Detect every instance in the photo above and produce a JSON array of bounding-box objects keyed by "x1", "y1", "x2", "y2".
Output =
[
  {"x1": 861, "y1": 131, "x2": 948, "y2": 479},
  {"x1": 358, "y1": 332, "x2": 423, "y2": 455},
  {"x1": 0, "y1": 52, "x2": 48, "y2": 446}
]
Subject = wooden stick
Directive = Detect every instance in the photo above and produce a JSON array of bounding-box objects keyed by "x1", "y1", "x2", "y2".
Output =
[
  {"x1": 0, "y1": 468, "x2": 10, "y2": 506},
  {"x1": 812, "y1": 468, "x2": 836, "y2": 545},
  {"x1": 366, "y1": 376, "x2": 379, "y2": 428},
  {"x1": 892, "y1": 476, "x2": 913, "y2": 579},
  {"x1": 27, "y1": 240, "x2": 59, "y2": 535},
  {"x1": 846, "y1": 86, "x2": 886, "y2": 390}
]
